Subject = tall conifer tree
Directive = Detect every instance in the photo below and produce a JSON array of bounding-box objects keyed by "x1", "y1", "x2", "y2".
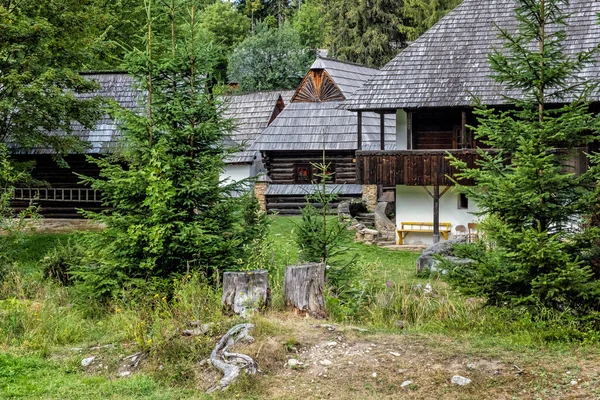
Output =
[
  {"x1": 81, "y1": 0, "x2": 257, "y2": 294},
  {"x1": 449, "y1": 0, "x2": 600, "y2": 314}
]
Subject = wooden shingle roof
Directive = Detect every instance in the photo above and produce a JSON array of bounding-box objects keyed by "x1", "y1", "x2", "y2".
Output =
[
  {"x1": 18, "y1": 73, "x2": 291, "y2": 164},
  {"x1": 341, "y1": 0, "x2": 600, "y2": 111},
  {"x1": 15, "y1": 72, "x2": 138, "y2": 154},
  {"x1": 265, "y1": 184, "x2": 363, "y2": 196},
  {"x1": 307, "y1": 57, "x2": 383, "y2": 97},
  {"x1": 222, "y1": 90, "x2": 294, "y2": 164},
  {"x1": 251, "y1": 58, "x2": 396, "y2": 152},
  {"x1": 250, "y1": 102, "x2": 395, "y2": 151}
]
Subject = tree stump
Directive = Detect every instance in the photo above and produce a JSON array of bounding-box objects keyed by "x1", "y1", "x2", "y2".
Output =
[
  {"x1": 222, "y1": 270, "x2": 270, "y2": 317},
  {"x1": 284, "y1": 262, "x2": 327, "y2": 319}
]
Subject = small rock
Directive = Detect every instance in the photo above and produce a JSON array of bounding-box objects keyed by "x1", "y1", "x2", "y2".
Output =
[
  {"x1": 372, "y1": 372, "x2": 377, "y2": 378},
  {"x1": 424, "y1": 283, "x2": 433, "y2": 294},
  {"x1": 81, "y1": 357, "x2": 95, "y2": 367},
  {"x1": 182, "y1": 324, "x2": 212, "y2": 336},
  {"x1": 466, "y1": 363, "x2": 477, "y2": 370},
  {"x1": 327, "y1": 341, "x2": 338, "y2": 347},
  {"x1": 288, "y1": 359, "x2": 301, "y2": 368},
  {"x1": 397, "y1": 369, "x2": 408, "y2": 374},
  {"x1": 348, "y1": 361, "x2": 354, "y2": 365},
  {"x1": 119, "y1": 371, "x2": 131, "y2": 377},
  {"x1": 389, "y1": 352, "x2": 401, "y2": 357},
  {"x1": 451, "y1": 375, "x2": 472, "y2": 386},
  {"x1": 401, "y1": 380, "x2": 413, "y2": 388},
  {"x1": 319, "y1": 359, "x2": 333, "y2": 366},
  {"x1": 570, "y1": 380, "x2": 578, "y2": 386}
]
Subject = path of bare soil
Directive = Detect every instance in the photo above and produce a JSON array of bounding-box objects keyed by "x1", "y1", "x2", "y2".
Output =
[{"x1": 226, "y1": 316, "x2": 600, "y2": 400}]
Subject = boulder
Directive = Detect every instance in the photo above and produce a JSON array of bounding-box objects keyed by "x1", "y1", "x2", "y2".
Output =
[
  {"x1": 416, "y1": 238, "x2": 472, "y2": 274},
  {"x1": 361, "y1": 228, "x2": 379, "y2": 245}
]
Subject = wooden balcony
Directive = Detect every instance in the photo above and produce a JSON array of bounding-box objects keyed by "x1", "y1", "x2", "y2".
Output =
[
  {"x1": 356, "y1": 149, "x2": 481, "y2": 187},
  {"x1": 356, "y1": 148, "x2": 589, "y2": 187}
]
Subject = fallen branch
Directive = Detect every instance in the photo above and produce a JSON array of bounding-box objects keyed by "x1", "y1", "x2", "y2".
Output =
[
  {"x1": 206, "y1": 323, "x2": 257, "y2": 393},
  {"x1": 513, "y1": 365, "x2": 524, "y2": 375}
]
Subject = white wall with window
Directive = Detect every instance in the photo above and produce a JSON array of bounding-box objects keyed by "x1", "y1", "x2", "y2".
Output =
[{"x1": 394, "y1": 185, "x2": 480, "y2": 245}]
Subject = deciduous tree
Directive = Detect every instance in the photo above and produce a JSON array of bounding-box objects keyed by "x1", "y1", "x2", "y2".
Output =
[
  {"x1": 0, "y1": 0, "x2": 105, "y2": 155},
  {"x1": 228, "y1": 23, "x2": 313, "y2": 91}
]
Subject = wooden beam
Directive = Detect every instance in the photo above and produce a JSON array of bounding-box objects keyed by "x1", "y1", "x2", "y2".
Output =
[
  {"x1": 423, "y1": 186, "x2": 433, "y2": 198},
  {"x1": 440, "y1": 186, "x2": 451, "y2": 198},
  {"x1": 357, "y1": 111, "x2": 363, "y2": 151},
  {"x1": 380, "y1": 113, "x2": 385, "y2": 151},
  {"x1": 433, "y1": 185, "x2": 440, "y2": 244}
]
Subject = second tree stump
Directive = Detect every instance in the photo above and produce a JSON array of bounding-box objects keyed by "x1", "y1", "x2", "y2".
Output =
[{"x1": 284, "y1": 262, "x2": 327, "y2": 319}]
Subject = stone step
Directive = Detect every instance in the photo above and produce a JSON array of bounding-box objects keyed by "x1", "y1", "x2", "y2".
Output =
[
  {"x1": 378, "y1": 244, "x2": 428, "y2": 252},
  {"x1": 376, "y1": 240, "x2": 397, "y2": 246}
]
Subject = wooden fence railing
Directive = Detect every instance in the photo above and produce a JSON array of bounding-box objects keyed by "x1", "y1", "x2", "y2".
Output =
[{"x1": 9, "y1": 188, "x2": 101, "y2": 203}]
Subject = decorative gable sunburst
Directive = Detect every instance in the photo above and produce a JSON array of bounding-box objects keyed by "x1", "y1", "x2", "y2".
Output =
[{"x1": 291, "y1": 69, "x2": 345, "y2": 103}]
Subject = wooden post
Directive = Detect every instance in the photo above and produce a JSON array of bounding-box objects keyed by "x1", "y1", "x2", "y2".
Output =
[
  {"x1": 379, "y1": 112, "x2": 385, "y2": 150},
  {"x1": 461, "y1": 111, "x2": 468, "y2": 149},
  {"x1": 407, "y1": 111, "x2": 413, "y2": 150},
  {"x1": 357, "y1": 111, "x2": 363, "y2": 151},
  {"x1": 284, "y1": 262, "x2": 327, "y2": 319},
  {"x1": 433, "y1": 185, "x2": 440, "y2": 244},
  {"x1": 222, "y1": 270, "x2": 270, "y2": 317}
]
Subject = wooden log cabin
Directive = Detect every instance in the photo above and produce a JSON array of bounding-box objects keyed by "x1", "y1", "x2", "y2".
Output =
[
  {"x1": 221, "y1": 90, "x2": 295, "y2": 185},
  {"x1": 339, "y1": 0, "x2": 600, "y2": 245},
  {"x1": 250, "y1": 57, "x2": 396, "y2": 214},
  {"x1": 10, "y1": 72, "x2": 137, "y2": 218},
  {"x1": 9, "y1": 73, "x2": 293, "y2": 218}
]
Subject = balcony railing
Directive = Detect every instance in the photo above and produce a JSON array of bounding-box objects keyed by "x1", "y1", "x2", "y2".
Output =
[
  {"x1": 356, "y1": 149, "x2": 479, "y2": 186},
  {"x1": 356, "y1": 148, "x2": 589, "y2": 187}
]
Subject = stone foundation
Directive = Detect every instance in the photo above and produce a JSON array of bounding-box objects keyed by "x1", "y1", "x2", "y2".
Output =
[
  {"x1": 362, "y1": 185, "x2": 378, "y2": 212},
  {"x1": 254, "y1": 182, "x2": 268, "y2": 212}
]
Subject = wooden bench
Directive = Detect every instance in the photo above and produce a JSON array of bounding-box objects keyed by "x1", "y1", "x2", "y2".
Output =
[{"x1": 397, "y1": 222, "x2": 452, "y2": 245}]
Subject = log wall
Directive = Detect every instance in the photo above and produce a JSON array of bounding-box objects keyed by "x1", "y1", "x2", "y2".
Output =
[
  {"x1": 263, "y1": 151, "x2": 357, "y2": 184},
  {"x1": 265, "y1": 194, "x2": 360, "y2": 215},
  {"x1": 10, "y1": 154, "x2": 104, "y2": 218}
]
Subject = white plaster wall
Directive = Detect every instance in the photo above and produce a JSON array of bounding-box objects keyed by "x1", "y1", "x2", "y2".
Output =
[
  {"x1": 222, "y1": 164, "x2": 253, "y2": 184},
  {"x1": 221, "y1": 153, "x2": 265, "y2": 184},
  {"x1": 395, "y1": 185, "x2": 480, "y2": 245},
  {"x1": 396, "y1": 109, "x2": 408, "y2": 150}
]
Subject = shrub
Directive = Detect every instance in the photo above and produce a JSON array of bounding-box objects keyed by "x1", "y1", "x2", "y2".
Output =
[{"x1": 40, "y1": 238, "x2": 87, "y2": 286}]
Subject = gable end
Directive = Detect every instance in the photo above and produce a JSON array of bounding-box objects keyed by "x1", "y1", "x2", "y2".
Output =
[{"x1": 291, "y1": 69, "x2": 345, "y2": 103}]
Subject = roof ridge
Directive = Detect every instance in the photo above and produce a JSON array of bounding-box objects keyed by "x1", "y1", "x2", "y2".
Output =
[
  {"x1": 80, "y1": 70, "x2": 129, "y2": 75},
  {"x1": 314, "y1": 56, "x2": 380, "y2": 71}
]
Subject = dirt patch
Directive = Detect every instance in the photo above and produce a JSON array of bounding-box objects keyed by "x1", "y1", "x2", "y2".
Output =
[
  {"x1": 230, "y1": 317, "x2": 600, "y2": 400},
  {"x1": 0, "y1": 219, "x2": 105, "y2": 235}
]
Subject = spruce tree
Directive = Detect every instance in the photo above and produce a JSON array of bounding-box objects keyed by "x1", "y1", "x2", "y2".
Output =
[
  {"x1": 400, "y1": 0, "x2": 462, "y2": 42},
  {"x1": 327, "y1": 0, "x2": 405, "y2": 68},
  {"x1": 80, "y1": 0, "x2": 259, "y2": 295},
  {"x1": 449, "y1": 0, "x2": 600, "y2": 315}
]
